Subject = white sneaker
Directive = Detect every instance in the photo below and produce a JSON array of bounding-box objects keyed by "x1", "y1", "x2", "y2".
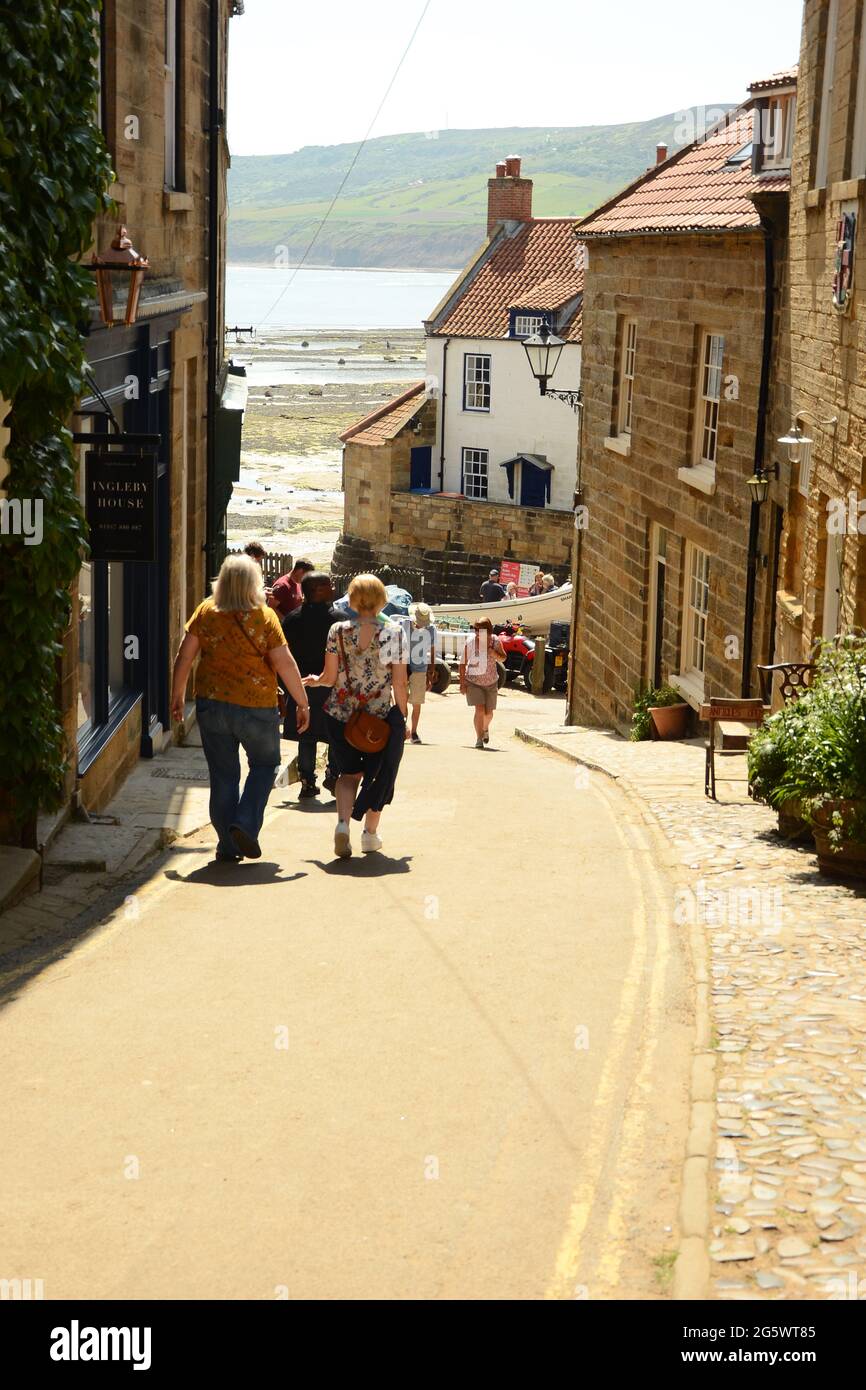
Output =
[
  {"x1": 361, "y1": 830, "x2": 382, "y2": 853},
  {"x1": 334, "y1": 821, "x2": 352, "y2": 858}
]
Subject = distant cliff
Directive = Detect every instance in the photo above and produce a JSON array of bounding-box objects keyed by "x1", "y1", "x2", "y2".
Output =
[{"x1": 227, "y1": 110, "x2": 734, "y2": 270}]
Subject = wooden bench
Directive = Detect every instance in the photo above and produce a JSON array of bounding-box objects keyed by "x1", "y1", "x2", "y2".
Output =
[{"x1": 699, "y1": 698, "x2": 767, "y2": 800}]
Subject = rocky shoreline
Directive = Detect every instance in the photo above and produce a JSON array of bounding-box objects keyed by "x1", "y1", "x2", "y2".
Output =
[{"x1": 228, "y1": 327, "x2": 425, "y2": 569}]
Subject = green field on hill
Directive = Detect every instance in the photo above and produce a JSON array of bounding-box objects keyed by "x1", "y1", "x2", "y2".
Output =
[{"x1": 227, "y1": 109, "x2": 733, "y2": 269}]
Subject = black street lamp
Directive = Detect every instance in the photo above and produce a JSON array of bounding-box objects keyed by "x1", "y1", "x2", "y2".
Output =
[
  {"x1": 522, "y1": 323, "x2": 582, "y2": 411},
  {"x1": 746, "y1": 461, "x2": 779, "y2": 506}
]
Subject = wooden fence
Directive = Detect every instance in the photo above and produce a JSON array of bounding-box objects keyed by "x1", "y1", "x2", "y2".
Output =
[{"x1": 228, "y1": 549, "x2": 426, "y2": 598}]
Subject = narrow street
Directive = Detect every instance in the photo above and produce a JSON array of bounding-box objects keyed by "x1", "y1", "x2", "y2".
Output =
[{"x1": 0, "y1": 691, "x2": 690, "y2": 1301}]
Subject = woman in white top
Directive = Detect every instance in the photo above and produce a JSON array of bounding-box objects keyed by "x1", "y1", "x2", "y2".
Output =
[{"x1": 304, "y1": 574, "x2": 408, "y2": 858}]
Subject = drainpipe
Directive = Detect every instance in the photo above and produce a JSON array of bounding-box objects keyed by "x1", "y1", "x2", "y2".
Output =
[
  {"x1": 204, "y1": 0, "x2": 222, "y2": 581},
  {"x1": 566, "y1": 401, "x2": 584, "y2": 724},
  {"x1": 438, "y1": 338, "x2": 448, "y2": 491},
  {"x1": 741, "y1": 218, "x2": 774, "y2": 698}
]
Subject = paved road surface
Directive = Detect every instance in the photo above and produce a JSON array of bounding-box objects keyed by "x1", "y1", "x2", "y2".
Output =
[{"x1": 0, "y1": 690, "x2": 691, "y2": 1300}]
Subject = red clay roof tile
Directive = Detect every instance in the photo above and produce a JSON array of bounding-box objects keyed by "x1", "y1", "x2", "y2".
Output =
[
  {"x1": 430, "y1": 218, "x2": 583, "y2": 341},
  {"x1": 339, "y1": 381, "x2": 426, "y2": 446},
  {"x1": 576, "y1": 107, "x2": 790, "y2": 239}
]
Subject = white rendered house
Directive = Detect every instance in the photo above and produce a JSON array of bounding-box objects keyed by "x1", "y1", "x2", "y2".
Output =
[{"x1": 422, "y1": 156, "x2": 583, "y2": 514}]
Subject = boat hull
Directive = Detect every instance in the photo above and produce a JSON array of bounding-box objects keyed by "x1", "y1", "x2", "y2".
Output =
[{"x1": 431, "y1": 584, "x2": 572, "y2": 636}]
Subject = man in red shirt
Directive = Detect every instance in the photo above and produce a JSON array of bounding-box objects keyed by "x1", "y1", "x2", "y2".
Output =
[{"x1": 270, "y1": 558, "x2": 314, "y2": 618}]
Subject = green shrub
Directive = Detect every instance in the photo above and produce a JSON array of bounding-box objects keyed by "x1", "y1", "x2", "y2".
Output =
[{"x1": 749, "y1": 638, "x2": 866, "y2": 845}]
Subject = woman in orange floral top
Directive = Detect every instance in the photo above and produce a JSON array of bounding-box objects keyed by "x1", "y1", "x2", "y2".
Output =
[{"x1": 171, "y1": 554, "x2": 308, "y2": 862}]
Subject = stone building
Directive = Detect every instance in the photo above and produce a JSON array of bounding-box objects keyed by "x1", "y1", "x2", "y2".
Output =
[
  {"x1": 68, "y1": 0, "x2": 243, "y2": 810},
  {"x1": 568, "y1": 80, "x2": 795, "y2": 730},
  {"x1": 334, "y1": 157, "x2": 581, "y2": 602},
  {"x1": 774, "y1": 0, "x2": 866, "y2": 664}
]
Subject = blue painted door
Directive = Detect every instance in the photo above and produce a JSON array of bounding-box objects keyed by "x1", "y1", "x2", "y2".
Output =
[
  {"x1": 410, "y1": 446, "x2": 432, "y2": 490},
  {"x1": 520, "y1": 461, "x2": 547, "y2": 508}
]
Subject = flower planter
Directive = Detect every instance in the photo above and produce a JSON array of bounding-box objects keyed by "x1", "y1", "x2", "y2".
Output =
[
  {"x1": 810, "y1": 799, "x2": 866, "y2": 879},
  {"x1": 649, "y1": 702, "x2": 690, "y2": 740}
]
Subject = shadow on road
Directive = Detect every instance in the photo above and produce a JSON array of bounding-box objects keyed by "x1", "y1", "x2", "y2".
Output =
[
  {"x1": 164, "y1": 862, "x2": 307, "y2": 886},
  {"x1": 306, "y1": 855, "x2": 412, "y2": 878}
]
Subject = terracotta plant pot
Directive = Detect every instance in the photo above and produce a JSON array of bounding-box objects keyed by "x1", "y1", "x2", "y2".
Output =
[
  {"x1": 810, "y1": 798, "x2": 866, "y2": 879},
  {"x1": 649, "y1": 702, "x2": 690, "y2": 740}
]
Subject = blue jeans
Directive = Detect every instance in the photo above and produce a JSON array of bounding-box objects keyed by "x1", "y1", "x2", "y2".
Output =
[{"x1": 196, "y1": 698, "x2": 281, "y2": 854}]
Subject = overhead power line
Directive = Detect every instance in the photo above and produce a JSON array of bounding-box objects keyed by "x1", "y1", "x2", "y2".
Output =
[{"x1": 253, "y1": 0, "x2": 434, "y2": 332}]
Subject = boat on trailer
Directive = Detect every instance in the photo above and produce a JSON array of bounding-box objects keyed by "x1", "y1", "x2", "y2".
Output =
[{"x1": 430, "y1": 583, "x2": 572, "y2": 637}]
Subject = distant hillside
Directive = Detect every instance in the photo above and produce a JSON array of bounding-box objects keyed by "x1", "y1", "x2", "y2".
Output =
[{"x1": 227, "y1": 110, "x2": 735, "y2": 270}]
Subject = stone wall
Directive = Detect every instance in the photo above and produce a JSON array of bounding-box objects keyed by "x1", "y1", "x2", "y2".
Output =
[
  {"x1": 333, "y1": 492, "x2": 573, "y2": 603},
  {"x1": 782, "y1": 0, "x2": 866, "y2": 660},
  {"x1": 570, "y1": 228, "x2": 787, "y2": 730}
]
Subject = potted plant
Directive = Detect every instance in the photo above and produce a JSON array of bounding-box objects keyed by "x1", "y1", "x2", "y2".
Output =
[
  {"x1": 747, "y1": 700, "x2": 812, "y2": 840},
  {"x1": 631, "y1": 684, "x2": 690, "y2": 741},
  {"x1": 766, "y1": 638, "x2": 866, "y2": 878}
]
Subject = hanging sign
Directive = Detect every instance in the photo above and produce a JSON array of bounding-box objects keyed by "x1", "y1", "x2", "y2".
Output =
[
  {"x1": 85, "y1": 451, "x2": 157, "y2": 562},
  {"x1": 833, "y1": 211, "x2": 856, "y2": 311}
]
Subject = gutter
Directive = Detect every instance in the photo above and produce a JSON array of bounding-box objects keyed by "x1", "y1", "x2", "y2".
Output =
[{"x1": 741, "y1": 216, "x2": 775, "y2": 697}]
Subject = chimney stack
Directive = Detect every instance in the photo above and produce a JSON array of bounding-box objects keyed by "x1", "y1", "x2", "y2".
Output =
[
  {"x1": 656, "y1": 142, "x2": 668, "y2": 165},
  {"x1": 487, "y1": 155, "x2": 533, "y2": 237}
]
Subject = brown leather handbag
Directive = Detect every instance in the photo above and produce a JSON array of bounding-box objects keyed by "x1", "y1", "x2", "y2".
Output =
[{"x1": 337, "y1": 628, "x2": 390, "y2": 753}]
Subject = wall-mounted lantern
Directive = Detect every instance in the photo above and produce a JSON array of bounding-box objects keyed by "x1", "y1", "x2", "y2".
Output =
[
  {"x1": 90, "y1": 225, "x2": 149, "y2": 328},
  {"x1": 522, "y1": 322, "x2": 582, "y2": 412},
  {"x1": 777, "y1": 409, "x2": 838, "y2": 466}
]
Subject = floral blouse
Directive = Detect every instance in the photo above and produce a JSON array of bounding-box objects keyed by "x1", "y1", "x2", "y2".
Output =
[{"x1": 325, "y1": 619, "x2": 395, "y2": 722}]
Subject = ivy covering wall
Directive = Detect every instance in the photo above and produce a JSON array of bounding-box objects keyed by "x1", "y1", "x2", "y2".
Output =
[{"x1": 0, "y1": 3, "x2": 113, "y2": 842}]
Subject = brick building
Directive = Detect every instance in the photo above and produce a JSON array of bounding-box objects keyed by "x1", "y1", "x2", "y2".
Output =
[
  {"x1": 68, "y1": 0, "x2": 243, "y2": 811},
  {"x1": 334, "y1": 157, "x2": 581, "y2": 602},
  {"x1": 569, "y1": 81, "x2": 795, "y2": 730},
  {"x1": 774, "y1": 0, "x2": 866, "y2": 664}
]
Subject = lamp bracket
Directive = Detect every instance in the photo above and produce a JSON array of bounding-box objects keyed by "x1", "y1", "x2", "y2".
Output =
[
  {"x1": 794, "y1": 408, "x2": 838, "y2": 429},
  {"x1": 542, "y1": 387, "x2": 583, "y2": 414}
]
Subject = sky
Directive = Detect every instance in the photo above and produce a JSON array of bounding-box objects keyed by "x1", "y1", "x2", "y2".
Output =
[{"x1": 227, "y1": 0, "x2": 804, "y2": 157}]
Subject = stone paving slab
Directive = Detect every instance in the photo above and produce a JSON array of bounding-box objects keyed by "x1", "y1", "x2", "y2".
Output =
[{"x1": 516, "y1": 722, "x2": 866, "y2": 1302}]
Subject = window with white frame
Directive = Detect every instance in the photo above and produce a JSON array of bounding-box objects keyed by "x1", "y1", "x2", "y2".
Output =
[
  {"x1": 683, "y1": 545, "x2": 710, "y2": 678},
  {"x1": 694, "y1": 331, "x2": 725, "y2": 467},
  {"x1": 463, "y1": 353, "x2": 491, "y2": 411},
  {"x1": 462, "y1": 447, "x2": 489, "y2": 500},
  {"x1": 617, "y1": 319, "x2": 637, "y2": 436},
  {"x1": 764, "y1": 93, "x2": 796, "y2": 169},
  {"x1": 165, "y1": 0, "x2": 180, "y2": 189},
  {"x1": 513, "y1": 314, "x2": 544, "y2": 338},
  {"x1": 815, "y1": 0, "x2": 839, "y2": 189}
]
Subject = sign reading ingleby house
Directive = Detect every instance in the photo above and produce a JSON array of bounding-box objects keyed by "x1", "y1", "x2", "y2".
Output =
[{"x1": 85, "y1": 452, "x2": 157, "y2": 562}]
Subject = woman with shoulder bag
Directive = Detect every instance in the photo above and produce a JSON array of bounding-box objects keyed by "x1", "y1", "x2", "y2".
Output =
[
  {"x1": 170, "y1": 553, "x2": 309, "y2": 862},
  {"x1": 303, "y1": 573, "x2": 408, "y2": 859}
]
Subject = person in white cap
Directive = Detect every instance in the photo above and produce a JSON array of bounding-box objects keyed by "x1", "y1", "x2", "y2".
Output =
[{"x1": 402, "y1": 603, "x2": 438, "y2": 744}]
